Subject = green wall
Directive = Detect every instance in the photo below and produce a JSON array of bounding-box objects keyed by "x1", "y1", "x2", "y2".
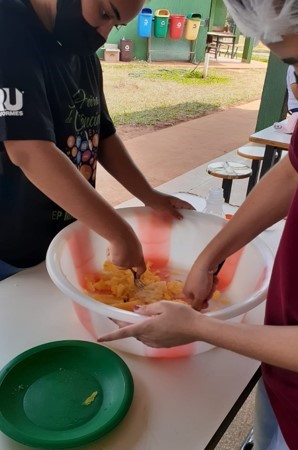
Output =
[
  {"x1": 255, "y1": 53, "x2": 288, "y2": 131},
  {"x1": 213, "y1": 0, "x2": 227, "y2": 26},
  {"x1": 99, "y1": 0, "x2": 213, "y2": 63}
]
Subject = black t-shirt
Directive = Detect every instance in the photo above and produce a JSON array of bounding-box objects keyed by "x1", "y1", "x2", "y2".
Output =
[{"x1": 0, "y1": 0, "x2": 116, "y2": 267}]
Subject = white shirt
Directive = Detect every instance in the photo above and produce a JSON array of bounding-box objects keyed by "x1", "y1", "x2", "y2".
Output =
[{"x1": 287, "y1": 65, "x2": 298, "y2": 111}]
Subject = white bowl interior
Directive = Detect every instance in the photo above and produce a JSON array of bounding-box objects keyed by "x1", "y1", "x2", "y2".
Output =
[{"x1": 46, "y1": 207, "x2": 273, "y2": 357}]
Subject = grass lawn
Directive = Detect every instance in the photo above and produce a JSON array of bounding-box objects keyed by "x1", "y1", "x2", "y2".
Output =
[
  {"x1": 102, "y1": 60, "x2": 267, "y2": 128},
  {"x1": 235, "y1": 36, "x2": 270, "y2": 62}
]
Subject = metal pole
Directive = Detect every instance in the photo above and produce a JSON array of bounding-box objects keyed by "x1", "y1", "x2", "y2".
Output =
[
  {"x1": 202, "y1": 52, "x2": 210, "y2": 78},
  {"x1": 147, "y1": 37, "x2": 151, "y2": 63}
]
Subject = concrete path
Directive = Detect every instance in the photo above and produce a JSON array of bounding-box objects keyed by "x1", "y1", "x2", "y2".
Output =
[{"x1": 96, "y1": 99, "x2": 261, "y2": 205}]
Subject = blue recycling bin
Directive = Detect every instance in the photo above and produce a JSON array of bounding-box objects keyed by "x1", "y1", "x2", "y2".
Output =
[{"x1": 138, "y1": 8, "x2": 153, "y2": 38}]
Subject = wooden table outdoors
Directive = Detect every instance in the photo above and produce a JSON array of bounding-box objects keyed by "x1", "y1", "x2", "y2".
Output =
[
  {"x1": 206, "y1": 32, "x2": 237, "y2": 59},
  {"x1": 249, "y1": 123, "x2": 291, "y2": 178}
]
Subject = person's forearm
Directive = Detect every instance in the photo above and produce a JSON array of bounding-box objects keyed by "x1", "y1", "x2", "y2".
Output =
[
  {"x1": 5, "y1": 140, "x2": 133, "y2": 242},
  {"x1": 197, "y1": 155, "x2": 297, "y2": 270},
  {"x1": 196, "y1": 316, "x2": 298, "y2": 372},
  {"x1": 98, "y1": 133, "x2": 155, "y2": 204}
]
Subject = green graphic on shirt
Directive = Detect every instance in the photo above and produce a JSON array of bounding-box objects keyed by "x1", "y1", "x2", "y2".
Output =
[
  {"x1": 65, "y1": 89, "x2": 100, "y2": 133},
  {"x1": 52, "y1": 210, "x2": 74, "y2": 222}
]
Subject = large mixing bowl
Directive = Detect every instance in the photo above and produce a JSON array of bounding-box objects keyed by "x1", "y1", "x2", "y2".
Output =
[{"x1": 46, "y1": 207, "x2": 274, "y2": 357}]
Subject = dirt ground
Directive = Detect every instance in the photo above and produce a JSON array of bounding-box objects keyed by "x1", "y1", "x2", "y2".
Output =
[{"x1": 116, "y1": 124, "x2": 161, "y2": 141}]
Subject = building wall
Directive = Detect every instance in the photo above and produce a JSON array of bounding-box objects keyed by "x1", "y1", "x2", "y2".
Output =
[
  {"x1": 98, "y1": 0, "x2": 213, "y2": 63},
  {"x1": 255, "y1": 53, "x2": 288, "y2": 131},
  {"x1": 213, "y1": 0, "x2": 228, "y2": 26}
]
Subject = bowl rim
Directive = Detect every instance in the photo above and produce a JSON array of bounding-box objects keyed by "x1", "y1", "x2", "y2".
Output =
[{"x1": 46, "y1": 208, "x2": 274, "y2": 322}]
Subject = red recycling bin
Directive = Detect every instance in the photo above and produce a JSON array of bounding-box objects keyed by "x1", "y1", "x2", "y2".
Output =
[{"x1": 169, "y1": 15, "x2": 186, "y2": 39}]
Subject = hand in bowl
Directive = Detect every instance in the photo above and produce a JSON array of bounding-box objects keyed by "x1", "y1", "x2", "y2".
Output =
[
  {"x1": 144, "y1": 190, "x2": 195, "y2": 220},
  {"x1": 108, "y1": 226, "x2": 146, "y2": 276},
  {"x1": 183, "y1": 264, "x2": 219, "y2": 311}
]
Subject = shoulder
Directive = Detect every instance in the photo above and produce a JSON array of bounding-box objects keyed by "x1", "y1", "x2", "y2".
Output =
[
  {"x1": 0, "y1": 1, "x2": 28, "y2": 51},
  {"x1": 0, "y1": 0, "x2": 29, "y2": 30},
  {"x1": 0, "y1": 1, "x2": 56, "y2": 74}
]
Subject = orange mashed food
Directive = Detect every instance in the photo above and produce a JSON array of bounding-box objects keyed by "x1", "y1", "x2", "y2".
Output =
[
  {"x1": 84, "y1": 261, "x2": 186, "y2": 311},
  {"x1": 84, "y1": 261, "x2": 230, "y2": 312}
]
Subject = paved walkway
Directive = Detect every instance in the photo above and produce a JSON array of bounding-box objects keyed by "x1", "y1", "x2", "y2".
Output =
[{"x1": 96, "y1": 99, "x2": 261, "y2": 206}]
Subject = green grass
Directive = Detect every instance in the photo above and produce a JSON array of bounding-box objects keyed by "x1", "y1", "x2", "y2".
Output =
[
  {"x1": 102, "y1": 61, "x2": 267, "y2": 127},
  {"x1": 236, "y1": 36, "x2": 270, "y2": 63},
  {"x1": 251, "y1": 55, "x2": 269, "y2": 63},
  {"x1": 113, "y1": 101, "x2": 221, "y2": 126},
  {"x1": 128, "y1": 68, "x2": 230, "y2": 85}
]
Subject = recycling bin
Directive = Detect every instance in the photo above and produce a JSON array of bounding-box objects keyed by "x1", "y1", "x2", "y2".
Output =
[
  {"x1": 138, "y1": 8, "x2": 153, "y2": 38},
  {"x1": 184, "y1": 13, "x2": 201, "y2": 40},
  {"x1": 120, "y1": 39, "x2": 133, "y2": 62},
  {"x1": 154, "y1": 9, "x2": 170, "y2": 38},
  {"x1": 169, "y1": 15, "x2": 186, "y2": 40}
]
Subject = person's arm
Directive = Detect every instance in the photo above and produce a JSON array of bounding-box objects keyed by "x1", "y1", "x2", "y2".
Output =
[
  {"x1": 4, "y1": 139, "x2": 146, "y2": 272},
  {"x1": 98, "y1": 301, "x2": 298, "y2": 373},
  {"x1": 183, "y1": 155, "x2": 298, "y2": 308},
  {"x1": 98, "y1": 133, "x2": 195, "y2": 219}
]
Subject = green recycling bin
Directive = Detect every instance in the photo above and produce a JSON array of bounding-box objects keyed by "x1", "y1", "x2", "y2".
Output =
[
  {"x1": 184, "y1": 13, "x2": 201, "y2": 40},
  {"x1": 154, "y1": 9, "x2": 170, "y2": 38}
]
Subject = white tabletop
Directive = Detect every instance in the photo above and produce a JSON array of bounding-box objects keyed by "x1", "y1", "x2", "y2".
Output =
[
  {"x1": 249, "y1": 123, "x2": 291, "y2": 150},
  {"x1": 0, "y1": 196, "x2": 284, "y2": 450}
]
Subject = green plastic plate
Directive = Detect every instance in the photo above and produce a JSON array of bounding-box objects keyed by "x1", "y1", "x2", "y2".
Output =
[{"x1": 0, "y1": 340, "x2": 134, "y2": 448}]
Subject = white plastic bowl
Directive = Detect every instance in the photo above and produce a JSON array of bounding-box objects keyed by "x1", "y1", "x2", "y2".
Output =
[{"x1": 46, "y1": 207, "x2": 274, "y2": 357}]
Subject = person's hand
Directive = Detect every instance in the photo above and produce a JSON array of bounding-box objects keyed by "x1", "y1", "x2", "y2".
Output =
[
  {"x1": 98, "y1": 301, "x2": 205, "y2": 348},
  {"x1": 144, "y1": 190, "x2": 195, "y2": 220},
  {"x1": 183, "y1": 262, "x2": 218, "y2": 311},
  {"x1": 108, "y1": 226, "x2": 146, "y2": 276}
]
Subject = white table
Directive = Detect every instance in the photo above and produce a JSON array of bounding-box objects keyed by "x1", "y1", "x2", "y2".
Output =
[
  {"x1": 0, "y1": 196, "x2": 284, "y2": 450},
  {"x1": 249, "y1": 123, "x2": 291, "y2": 178}
]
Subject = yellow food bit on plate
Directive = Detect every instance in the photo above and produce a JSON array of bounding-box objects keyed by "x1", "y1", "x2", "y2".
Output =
[{"x1": 82, "y1": 391, "x2": 98, "y2": 406}]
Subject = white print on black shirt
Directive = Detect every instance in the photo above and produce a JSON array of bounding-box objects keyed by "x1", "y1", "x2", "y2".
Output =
[{"x1": 0, "y1": 88, "x2": 24, "y2": 117}]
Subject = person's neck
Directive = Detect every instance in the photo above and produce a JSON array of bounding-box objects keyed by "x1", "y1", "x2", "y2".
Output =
[{"x1": 29, "y1": 0, "x2": 57, "y2": 31}]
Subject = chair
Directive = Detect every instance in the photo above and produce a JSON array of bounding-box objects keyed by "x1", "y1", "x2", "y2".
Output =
[
  {"x1": 218, "y1": 42, "x2": 238, "y2": 59},
  {"x1": 237, "y1": 143, "x2": 280, "y2": 195},
  {"x1": 216, "y1": 29, "x2": 237, "y2": 59},
  {"x1": 206, "y1": 161, "x2": 252, "y2": 203},
  {"x1": 237, "y1": 143, "x2": 266, "y2": 195},
  {"x1": 206, "y1": 25, "x2": 229, "y2": 59},
  {"x1": 205, "y1": 36, "x2": 219, "y2": 58}
]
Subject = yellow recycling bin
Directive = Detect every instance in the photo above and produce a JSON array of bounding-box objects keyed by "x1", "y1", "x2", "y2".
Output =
[{"x1": 184, "y1": 13, "x2": 201, "y2": 41}]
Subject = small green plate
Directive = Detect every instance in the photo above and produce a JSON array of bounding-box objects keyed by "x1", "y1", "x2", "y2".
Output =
[{"x1": 0, "y1": 341, "x2": 134, "y2": 448}]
